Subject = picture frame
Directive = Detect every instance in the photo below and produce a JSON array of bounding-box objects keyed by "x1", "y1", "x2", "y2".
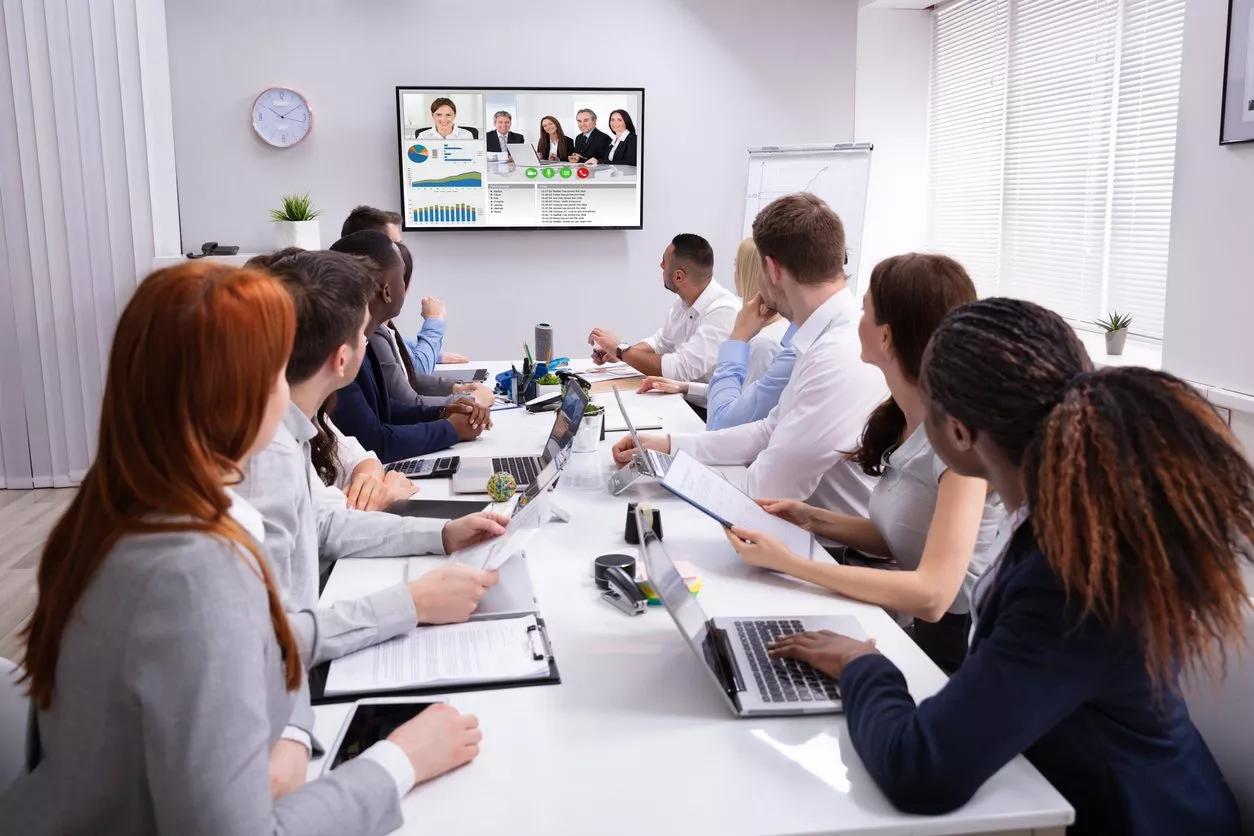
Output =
[{"x1": 1221, "y1": 0, "x2": 1254, "y2": 143}]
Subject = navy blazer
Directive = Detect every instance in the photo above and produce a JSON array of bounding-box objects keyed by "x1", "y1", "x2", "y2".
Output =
[
  {"x1": 839, "y1": 522, "x2": 1239, "y2": 835},
  {"x1": 572, "y1": 128, "x2": 611, "y2": 161},
  {"x1": 329, "y1": 344, "x2": 458, "y2": 464}
]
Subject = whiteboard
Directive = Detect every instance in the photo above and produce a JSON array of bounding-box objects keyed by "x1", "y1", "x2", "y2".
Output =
[{"x1": 743, "y1": 144, "x2": 873, "y2": 288}]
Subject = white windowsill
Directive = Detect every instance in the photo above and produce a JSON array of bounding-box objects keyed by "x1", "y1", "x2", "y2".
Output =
[
  {"x1": 1071, "y1": 327, "x2": 1162, "y2": 371},
  {"x1": 1070, "y1": 325, "x2": 1254, "y2": 420}
]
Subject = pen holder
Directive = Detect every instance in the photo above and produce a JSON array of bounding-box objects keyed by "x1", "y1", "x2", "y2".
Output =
[{"x1": 625, "y1": 503, "x2": 663, "y2": 544}]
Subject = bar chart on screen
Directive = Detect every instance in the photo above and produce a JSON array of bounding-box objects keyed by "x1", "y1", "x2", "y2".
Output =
[{"x1": 412, "y1": 202, "x2": 481, "y2": 224}]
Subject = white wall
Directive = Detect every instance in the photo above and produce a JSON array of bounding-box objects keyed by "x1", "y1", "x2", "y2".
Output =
[
  {"x1": 853, "y1": 5, "x2": 932, "y2": 286},
  {"x1": 165, "y1": 0, "x2": 859, "y2": 360},
  {"x1": 1162, "y1": 0, "x2": 1254, "y2": 454}
]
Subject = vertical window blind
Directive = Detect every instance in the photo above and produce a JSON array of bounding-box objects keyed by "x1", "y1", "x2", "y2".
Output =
[
  {"x1": 0, "y1": 0, "x2": 178, "y2": 488},
  {"x1": 928, "y1": 0, "x2": 1185, "y2": 339}
]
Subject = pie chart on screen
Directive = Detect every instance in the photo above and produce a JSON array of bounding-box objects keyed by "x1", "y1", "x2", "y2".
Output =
[{"x1": 407, "y1": 145, "x2": 430, "y2": 163}]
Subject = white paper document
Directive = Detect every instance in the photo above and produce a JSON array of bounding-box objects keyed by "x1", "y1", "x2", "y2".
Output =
[
  {"x1": 409, "y1": 551, "x2": 539, "y2": 618},
  {"x1": 324, "y1": 614, "x2": 549, "y2": 696},
  {"x1": 450, "y1": 491, "x2": 549, "y2": 571},
  {"x1": 599, "y1": 393, "x2": 663, "y2": 432},
  {"x1": 661, "y1": 451, "x2": 814, "y2": 557},
  {"x1": 571, "y1": 362, "x2": 642, "y2": 383}
]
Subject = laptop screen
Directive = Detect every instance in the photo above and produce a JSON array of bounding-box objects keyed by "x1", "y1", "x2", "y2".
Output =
[
  {"x1": 640, "y1": 519, "x2": 709, "y2": 646},
  {"x1": 541, "y1": 380, "x2": 589, "y2": 466}
]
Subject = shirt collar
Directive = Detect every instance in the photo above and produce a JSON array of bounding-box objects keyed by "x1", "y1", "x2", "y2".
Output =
[
  {"x1": 686, "y1": 280, "x2": 732, "y2": 319},
  {"x1": 789, "y1": 286, "x2": 856, "y2": 355},
  {"x1": 225, "y1": 488, "x2": 266, "y2": 544},
  {"x1": 282, "y1": 400, "x2": 317, "y2": 445}
]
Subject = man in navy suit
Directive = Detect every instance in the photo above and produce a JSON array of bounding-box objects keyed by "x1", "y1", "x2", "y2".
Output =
[
  {"x1": 569, "y1": 108, "x2": 611, "y2": 163},
  {"x1": 486, "y1": 111, "x2": 524, "y2": 153}
]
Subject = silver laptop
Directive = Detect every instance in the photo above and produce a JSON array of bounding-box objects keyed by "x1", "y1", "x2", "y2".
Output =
[
  {"x1": 451, "y1": 379, "x2": 589, "y2": 494},
  {"x1": 507, "y1": 141, "x2": 572, "y2": 168},
  {"x1": 637, "y1": 507, "x2": 864, "y2": 716},
  {"x1": 608, "y1": 386, "x2": 673, "y2": 495}
]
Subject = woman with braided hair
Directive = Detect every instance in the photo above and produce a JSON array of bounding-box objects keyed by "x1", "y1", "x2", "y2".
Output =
[{"x1": 768, "y1": 298, "x2": 1248, "y2": 833}]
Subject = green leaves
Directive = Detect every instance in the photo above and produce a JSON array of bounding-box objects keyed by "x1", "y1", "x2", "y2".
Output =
[
  {"x1": 269, "y1": 193, "x2": 320, "y2": 222},
  {"x1": 583, "y1": 403, "x2": 604, "y2": 416},
  {"x1": 1093, "y1": 311, "x2": 1133, "y2": 332}
]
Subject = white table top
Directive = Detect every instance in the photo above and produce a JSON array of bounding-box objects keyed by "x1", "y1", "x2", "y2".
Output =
[{"x1": 310, "y1": 362, "x2": 1072, "y2": 835}]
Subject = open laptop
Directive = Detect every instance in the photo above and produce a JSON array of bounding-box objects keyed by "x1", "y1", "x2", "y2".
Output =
[
  {"x1": 507, "y1": 141, "x2": 570, "y2": 169},
  {"x1": 637, "y1": 506, "x2": 864, "y2": 716},
  {"x1": 451, "y1": 378, "x2": 589, "y2": 494},
  {"x1": 608, "y1": 386, "x2": 673, "y2": 495}
]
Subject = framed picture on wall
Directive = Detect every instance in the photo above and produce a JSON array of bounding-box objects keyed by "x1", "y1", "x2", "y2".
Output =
[{"x1": 1222, "y1": 0, "x2": 1254, "y2": 143}]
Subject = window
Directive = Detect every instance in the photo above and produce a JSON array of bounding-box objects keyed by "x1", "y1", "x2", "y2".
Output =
[{"x1": 928, "y1": 0, "x2": 1185, "y2": 339}]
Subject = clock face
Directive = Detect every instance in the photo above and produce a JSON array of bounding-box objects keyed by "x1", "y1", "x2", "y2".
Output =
[{"x1": 252, "y1": 87, "x2": 311, "y2": 148}]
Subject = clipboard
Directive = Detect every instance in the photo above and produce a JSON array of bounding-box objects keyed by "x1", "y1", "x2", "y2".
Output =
[{"x1": 308, "y1": 614, "x2": 561, "y2": 705}]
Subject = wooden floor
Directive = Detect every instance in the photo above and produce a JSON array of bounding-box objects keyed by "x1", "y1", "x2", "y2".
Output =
[{"x1": 0, "y1": 488, "x2": 75, "y2": 662}]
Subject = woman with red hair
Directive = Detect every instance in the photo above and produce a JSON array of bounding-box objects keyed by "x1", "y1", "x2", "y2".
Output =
[{"x1": 1, "y1": 263, "x2": 481, "y2": 833}]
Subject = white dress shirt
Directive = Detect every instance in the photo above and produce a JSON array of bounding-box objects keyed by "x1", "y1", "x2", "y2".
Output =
[
  {"x1": 641, "y1": 280, "x2": 739, "y2": 382},
  {"x1": 607, "y1": 129, "x2": 628, "y2": 160},
  {"x1": 416, "y1": 125, "x2": 474, "y2": 140},
  {"x1": 670, "y1": 287, "x2": 888, "y2": 515}
]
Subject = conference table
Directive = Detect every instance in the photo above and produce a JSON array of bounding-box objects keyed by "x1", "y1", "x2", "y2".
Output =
[{"x1": 308, "y1": 361, "x2": 1074, "y2": 836}]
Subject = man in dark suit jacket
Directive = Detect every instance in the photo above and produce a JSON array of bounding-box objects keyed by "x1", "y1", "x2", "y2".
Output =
[
  {"x1": 486, "y1": 111, "x2": 524, "y2": 153},
  {"x1": 569, "y1": 108, "x2": 611, "y2": 163}
]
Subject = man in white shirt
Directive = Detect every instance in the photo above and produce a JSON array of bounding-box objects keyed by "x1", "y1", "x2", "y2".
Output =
[
  {"x1": 587, "y1": 233, "x2": 739, "y2": 381},
  {"x1": 612, "y1": 194, "x2": 888, "y2": 515}
]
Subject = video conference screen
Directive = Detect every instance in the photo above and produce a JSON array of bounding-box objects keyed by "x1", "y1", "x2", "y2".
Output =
[{"x1": 395, "y1": 87, "x2": 643, "y2": 230}]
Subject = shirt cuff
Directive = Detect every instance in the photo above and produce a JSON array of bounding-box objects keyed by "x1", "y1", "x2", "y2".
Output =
[
  {"x1": 280, "y1": 725, "x2": 312, "y2": 754},
  {"x1": 659, "y1": 352, "x2": 678, "y2": 380},
  {"x1": 359, "y1": 740, "x2": 415, "y2": 799},
  {"x1": 685, "y1": 382, "x2": 709, "y2": 405},
  {"x1": 717, "y1": 339, "x2": 752, "y2": 366},
  {"x1": 669, "y1": 433, "x2": 696, "y2": 456},
  {"x1": 369, "y1": 584, "x2": 420, "y2": 639}
]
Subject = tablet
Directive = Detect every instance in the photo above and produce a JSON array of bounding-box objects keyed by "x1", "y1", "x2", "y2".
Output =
[{"x1": 324, "y1": 699, "x2": 437, "y2": 772}]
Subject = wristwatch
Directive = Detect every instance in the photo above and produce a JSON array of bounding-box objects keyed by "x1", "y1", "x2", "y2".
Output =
[{"x1": 615, "y1": 343, "x2": 629, "y2": 360}]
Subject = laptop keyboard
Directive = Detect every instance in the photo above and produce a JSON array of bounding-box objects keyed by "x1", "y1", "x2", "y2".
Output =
[
  {"x1": 492, "y1": 456, "x2": 540, "y2": 485},
  {"x1": 386, "y1": 456, "x2": 455, "y2": 476},
  {"x1": 735, "y1": 619, "x2": 840, "y2": 704}
]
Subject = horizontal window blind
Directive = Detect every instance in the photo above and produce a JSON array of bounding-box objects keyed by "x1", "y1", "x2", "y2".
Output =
[
  {"x1": 928, "y1": 0, "x2": 1185, "y2": 339},
  {"x1": 928, "y1": 0, "x2": 1008, "y2": 298}
]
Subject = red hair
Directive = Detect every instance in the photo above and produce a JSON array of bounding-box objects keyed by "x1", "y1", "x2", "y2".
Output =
[{"x1": 22, "y1": 262, "x2": 301, "y2": 708}]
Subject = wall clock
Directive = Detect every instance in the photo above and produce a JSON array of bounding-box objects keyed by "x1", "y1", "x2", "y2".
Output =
[{"x1": 252, "y1": 86, "x2": 311, "y2": 148}]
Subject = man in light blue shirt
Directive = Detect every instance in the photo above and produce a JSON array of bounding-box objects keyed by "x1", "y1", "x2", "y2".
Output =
[
  {"x1": 404, "y1": 303, "x2": 448, "y2": 375},
  {"x1": 703, "y1": 323, "x2": 797, "y2": 429}
]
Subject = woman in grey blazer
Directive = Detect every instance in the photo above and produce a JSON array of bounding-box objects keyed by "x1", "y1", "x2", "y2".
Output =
[{"x1": 0, "y1": 262, "x2": 481, "y2": 834}]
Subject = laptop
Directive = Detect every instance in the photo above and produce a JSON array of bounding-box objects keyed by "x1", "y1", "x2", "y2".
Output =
[
  {"x1": 450, "y1": 379, "x2": 589, "y2": 494},
  {"x1": 608, "y1": 386, "x2": 673, "y2": 495},
  {"x1": 436, "y1": 368, "x2": 488, "y2": 383},
  {"x1": 636, "y1": 506, "x2": 864, "y2": 716},
  {"x1": 507, "y1": 142, "x2": 569, "y2": 168}
]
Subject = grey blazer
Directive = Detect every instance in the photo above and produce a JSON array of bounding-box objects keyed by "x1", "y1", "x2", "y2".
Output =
[
  {"x1": 368, "y1": 326, "x2": 453, "y2": 409},
  {"x1": 0, "y1": 516, "x2": 403, "y2": 835}
]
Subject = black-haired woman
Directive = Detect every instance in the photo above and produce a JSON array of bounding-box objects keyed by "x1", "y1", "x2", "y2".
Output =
[
  {"x1": 769, "y1": 297, "x2": 1248, "y2": 834},
  {"x1": 588, "y1": 109, "x2": 637, "y2": 166}
]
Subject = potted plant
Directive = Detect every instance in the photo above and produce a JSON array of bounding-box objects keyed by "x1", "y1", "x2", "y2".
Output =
[
  {"x1": 1094, "y1": 311, "x2": 1133, "y2": 356},
  {"x1": 270, "y1": 193, "x2": 321, "y2": 250},
  {"x1": 535, "y1": 372, "x2": 562, "y2": 399},
  {"x1": 572, "y1": 402, "x2": 604, "y2": 453}
]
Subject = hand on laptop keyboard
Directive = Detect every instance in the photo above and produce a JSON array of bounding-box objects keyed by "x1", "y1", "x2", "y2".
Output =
[{"x1": 766, "y1": 630, "x2": 880, "y2": 680}]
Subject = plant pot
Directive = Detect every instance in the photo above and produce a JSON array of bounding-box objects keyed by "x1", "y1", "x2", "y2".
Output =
[
  {"x1": 572, "y1": 412, "x2": 603, "y2": 453},
  {"x1": 274, "y1": 219, "x2": 320, "y2": 250},
  {"x1": 535, "y1": 383, "x2": 561, "y2": 400},
  {"x1": 1104, "y1": 327, "x2": 1128, "y2": 356}
]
